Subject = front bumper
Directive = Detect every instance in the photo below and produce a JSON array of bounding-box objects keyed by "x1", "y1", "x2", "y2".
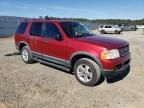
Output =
[
  {"x1": 101, "y1": 53, "x2": 130, "y2": 78},
  {"x1": 102, "y1": 64, "x2": 130, "y2": 78}
]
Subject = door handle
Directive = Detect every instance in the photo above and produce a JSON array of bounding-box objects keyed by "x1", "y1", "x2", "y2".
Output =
[{"x1": 43, "y1": 40, "x2": 48, "y2": 43}]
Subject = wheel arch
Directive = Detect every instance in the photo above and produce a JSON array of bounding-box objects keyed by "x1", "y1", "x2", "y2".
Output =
[
  {"x1": 18, "y1": 41, "x2": 31, "y2": 52},
  {"x1": 70, "y1": 52, "x2": 103, "y2": 71}
]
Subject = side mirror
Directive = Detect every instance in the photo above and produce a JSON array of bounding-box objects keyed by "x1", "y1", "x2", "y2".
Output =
[{"x1": 56, "y1": 34, "x2": 63, "y2": 41}]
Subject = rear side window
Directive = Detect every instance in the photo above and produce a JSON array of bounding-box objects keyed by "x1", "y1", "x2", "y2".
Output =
[
  {"x1": 16, "y1": 22, "x2": 28, "y2": 34},
  {"x1": 29, "y1": 22, "x2": 43, "y2": 36}
]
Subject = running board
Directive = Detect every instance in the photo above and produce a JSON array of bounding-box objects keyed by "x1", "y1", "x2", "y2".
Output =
[{"x1": 33, "y1": 58, "x2": 70, "y2": 72}]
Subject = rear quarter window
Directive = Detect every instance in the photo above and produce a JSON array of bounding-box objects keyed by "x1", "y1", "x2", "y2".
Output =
[{"x1": 16, "y1": 22, "x2": 28, "y2": 34}]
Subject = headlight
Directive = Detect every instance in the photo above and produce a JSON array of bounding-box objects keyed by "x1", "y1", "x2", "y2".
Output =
[{"x1": 101, "y1": 49, "x2": 120, "y2": 59}]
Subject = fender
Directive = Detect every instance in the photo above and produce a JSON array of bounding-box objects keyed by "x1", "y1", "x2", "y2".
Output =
[{"x1": 70, "y1": 51, "x2": 103, "y2": 70}]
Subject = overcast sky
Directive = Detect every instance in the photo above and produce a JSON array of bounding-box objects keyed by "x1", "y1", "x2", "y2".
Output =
[{"x1": 0, "y1": 0, "x2": 144, "y2": 19}]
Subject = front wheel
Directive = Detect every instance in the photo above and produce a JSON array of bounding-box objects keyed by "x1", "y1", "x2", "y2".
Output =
[
  {"x1": 100, "y1": 30, "x2": 105, "y2": 34},
  {"x1": 74, "y1": 58, "x2": 101, "y2": 86},
  {"x1": 115, "y1": 30, "x2": 121, "y2": 34}
]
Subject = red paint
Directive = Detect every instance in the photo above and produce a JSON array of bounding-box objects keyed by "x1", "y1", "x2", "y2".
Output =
[{"x1": 15, "y1": 20, "x2": 130, "y2": 71}]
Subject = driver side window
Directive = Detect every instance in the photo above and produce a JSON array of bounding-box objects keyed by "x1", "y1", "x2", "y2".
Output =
[
  {"x1": 43, "y1": 23, "x2": 61, "y2": 39},
  {"x1": 73, "y1": 24, "x2": 87, "y2": 36},
  {"x1": 74, "y1": 24, "x2": 85, "y2": 32}
]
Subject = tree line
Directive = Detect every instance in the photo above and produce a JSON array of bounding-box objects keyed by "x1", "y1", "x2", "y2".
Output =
[{"x1": 39, "y1": 16, "x2": 144, "y2": 25}]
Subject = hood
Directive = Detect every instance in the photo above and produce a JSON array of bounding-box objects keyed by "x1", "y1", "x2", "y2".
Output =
[{"x1": 76, "y1": 35, "x2": 128, "y2": 49}]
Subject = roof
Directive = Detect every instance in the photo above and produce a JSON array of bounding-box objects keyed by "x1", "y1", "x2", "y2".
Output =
[{"x1": 23, "y1": 19, "x2": 78, "y2": 23}]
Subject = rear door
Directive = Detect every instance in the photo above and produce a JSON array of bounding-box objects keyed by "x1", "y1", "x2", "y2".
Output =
[{"x1": 28, "y1": 22, "x2": 43, "y2": 53}]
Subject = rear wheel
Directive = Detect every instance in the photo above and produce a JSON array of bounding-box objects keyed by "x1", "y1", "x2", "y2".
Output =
[
  {"x1": 21, "y1": 46, "x2": 33, "y2": 64},
  {"x1": 74, "y1": 58, "x2": 101, "y2": 86}
]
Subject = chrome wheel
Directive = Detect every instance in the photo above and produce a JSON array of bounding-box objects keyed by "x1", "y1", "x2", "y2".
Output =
[
  {"x1": 77, "y1": 64, "x2": 93, "y2": 82},
  {"x1": 22, "y1": 49, "x2": 29, "y2": 62}
]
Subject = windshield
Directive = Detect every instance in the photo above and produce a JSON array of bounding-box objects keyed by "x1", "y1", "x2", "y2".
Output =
[{"x1": 60, "y1": 22, "x2": 94, "y2": 38}]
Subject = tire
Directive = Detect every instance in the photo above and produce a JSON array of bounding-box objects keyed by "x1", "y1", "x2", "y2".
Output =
[
  {"x1": 100, "y1": 30, "x2": 105, "y2": 34},
  {"x1": 115, "y1": 30, "x2": 120, "y2": 34},
  {"x1": 74, "y1": 58, "x2": 101, "y2": 86},
  {"x1": 21, "y1": 46, "x2": 33, "y2": 64}
]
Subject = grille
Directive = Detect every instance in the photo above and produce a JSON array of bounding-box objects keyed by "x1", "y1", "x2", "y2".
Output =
[{"x1": 119, "y1": 45, "x2": 129, "y2": 56}]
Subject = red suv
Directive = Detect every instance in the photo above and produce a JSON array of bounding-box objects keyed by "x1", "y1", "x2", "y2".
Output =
[{"x1": 15, "y1": 20, "x2": 130, "y2": 86}]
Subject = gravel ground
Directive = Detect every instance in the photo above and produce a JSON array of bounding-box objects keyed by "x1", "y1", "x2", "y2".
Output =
[{"x1": 0, "y1": 30, "x2": 144, "y2": 108}]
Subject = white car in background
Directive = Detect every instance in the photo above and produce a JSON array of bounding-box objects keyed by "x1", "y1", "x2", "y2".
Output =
[
  {"x1": 98, "y1": 25, "x2": 122, "y2": 34},
  {"x1": 136, "y1": 25, "x2": 144, "y2": 29}
]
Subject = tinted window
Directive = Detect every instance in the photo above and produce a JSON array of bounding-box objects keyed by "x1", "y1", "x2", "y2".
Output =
[
  {"x1": 105, "y1": 26, "x2": 109, "y2": 28},
  {"x1": 43, "y1": 23, "x2": 60, "y2": 39},
  {"x1": 16, "y1": 22, "x2": 28, "y2": 34},
  {"x1": 60, "y1": 22, "x2": 93, "y2": 38},
  {"x1": 60, "y1": 22, "x2": 73, "y2": 37},
  {"x1": 30, "y1": 22, "x2": 43, "y2": 36}
]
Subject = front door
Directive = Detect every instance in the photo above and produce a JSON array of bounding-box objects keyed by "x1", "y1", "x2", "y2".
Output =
[{"x1": 41, "y1": 22, "x2": 67, "y2": 65}]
